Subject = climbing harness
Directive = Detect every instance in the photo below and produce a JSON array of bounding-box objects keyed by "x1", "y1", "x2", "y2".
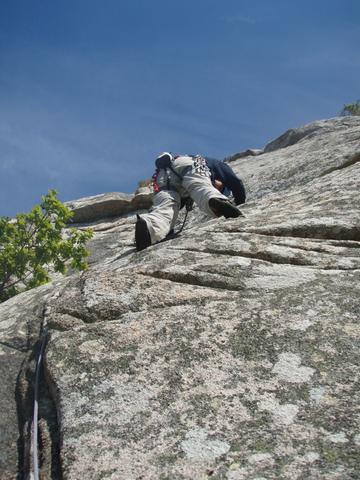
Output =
[
  {"x1": 31, "y1": 328, "x2": 48, "y2": 480},
  {"x1": 153, "y1": 154, "x2": 209, "y2": 194},
  {"x1": 152, "y1": 165, "x2": 183, "y2": 194}
]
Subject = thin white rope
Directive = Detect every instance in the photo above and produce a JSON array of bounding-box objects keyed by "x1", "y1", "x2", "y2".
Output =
[{"x1": 32, "y1": 330, "x2": 47, "y2": 480}]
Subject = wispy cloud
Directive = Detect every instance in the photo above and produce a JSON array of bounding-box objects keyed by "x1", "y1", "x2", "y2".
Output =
[
  {"x1": 1, "y1": 1, "x2": 359, "y2": 216},
  {"x1": 223, "y1": 14, "x2": 258, "y2": 25}
]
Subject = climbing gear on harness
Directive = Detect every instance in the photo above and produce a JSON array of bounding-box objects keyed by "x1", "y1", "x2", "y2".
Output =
[
  {"x1": 152, "y1": 164, "x2": 183, "y2": 194},
  {"x1": 208, "y1": 198, "x2": 243, "y2": 218},
  {"x1": 135, "y1": 214, "x2": 152, "y2": 251},
  {"x1": 152, "y1": 153, "x2": 212, "y2": 195}
]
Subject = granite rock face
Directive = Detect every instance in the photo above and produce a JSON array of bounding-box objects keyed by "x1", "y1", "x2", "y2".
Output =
[
  {"x1": 66, "y1": 189, "x2": 153, "y2": 223},
  {"x1": 1, "y1": 116, "x2": 360, "y2": 479},
  {"x1": 224, "y1": 149, "x2": 264, "y2": 163}
]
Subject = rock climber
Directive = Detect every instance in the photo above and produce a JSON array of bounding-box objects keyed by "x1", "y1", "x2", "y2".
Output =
[{"x1": 135, "y1": 153, "x2": 246, "y2": 251}]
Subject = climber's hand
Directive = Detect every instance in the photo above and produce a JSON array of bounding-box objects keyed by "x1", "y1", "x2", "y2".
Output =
[{"x1": 214, "y1": 180, "x2": 224, "y2": 192}]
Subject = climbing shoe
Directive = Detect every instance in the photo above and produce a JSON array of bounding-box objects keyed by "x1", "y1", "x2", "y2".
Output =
[
  {"x1": 135, "y1": 215, "x2": 152, "y2": 251},
  {"x1": 208, "y1": 198, "x2": 242, "y2": 218}
]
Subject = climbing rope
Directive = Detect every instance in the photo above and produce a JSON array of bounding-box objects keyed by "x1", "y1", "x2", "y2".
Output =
[
  {"x1": 176, "y1": 203, "x2": 191, "y2": 235},
  {"x1": 32, "y1": 328, "x2": 48, "y2": 480},
  {"x1": 161, "y1": 198, "x2": 193, "y2": 242}
]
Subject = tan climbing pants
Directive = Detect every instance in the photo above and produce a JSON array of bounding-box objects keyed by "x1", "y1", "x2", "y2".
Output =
[{"x1": 139, "y1": 155, "x2": 228, "y2": 244}]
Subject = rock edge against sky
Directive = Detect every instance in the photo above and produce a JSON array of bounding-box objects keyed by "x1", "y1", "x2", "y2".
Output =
[{"x1": 1, "y1": 116, "x2": 360, "y2": 479}]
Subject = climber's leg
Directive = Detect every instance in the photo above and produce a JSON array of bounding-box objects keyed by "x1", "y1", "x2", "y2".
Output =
[
  {"x1": 174, "y1": 156, "x2": 241, "y2": 218},
  {"x1": 135, "y1": 190, "x2": 181, "y2": 250}
]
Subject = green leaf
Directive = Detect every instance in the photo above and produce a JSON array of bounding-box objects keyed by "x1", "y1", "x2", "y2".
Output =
[{"x1": 0, "y1": 190, "x2": 93, "y2": 302}]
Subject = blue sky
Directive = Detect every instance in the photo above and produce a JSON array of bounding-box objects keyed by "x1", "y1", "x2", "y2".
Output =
[{"x1": 0, "y1": 0, "x2": 359, "y2": 216}]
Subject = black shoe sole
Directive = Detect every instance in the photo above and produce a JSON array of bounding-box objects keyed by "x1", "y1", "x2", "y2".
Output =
[
  {"x1": 135, "y1": 215, "x2": 152, "y2": 251},
  {"x1": 209, "y1": 198, "x2": 242, "y2": 218}
]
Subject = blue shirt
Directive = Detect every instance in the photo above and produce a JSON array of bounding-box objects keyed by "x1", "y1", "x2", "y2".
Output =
[{"x1": 205, "y1": 157, "x2": 246, "y2": 205}]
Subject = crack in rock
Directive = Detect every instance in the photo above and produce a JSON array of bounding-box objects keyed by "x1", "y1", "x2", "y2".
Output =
[{"x1": 320, "y1": 152, "x2": 360, "y2": 177}]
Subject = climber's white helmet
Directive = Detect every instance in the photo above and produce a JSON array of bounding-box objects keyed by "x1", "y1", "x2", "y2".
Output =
[{"x1": 155, "y1": 152, "x2": 173, "y2": 169}]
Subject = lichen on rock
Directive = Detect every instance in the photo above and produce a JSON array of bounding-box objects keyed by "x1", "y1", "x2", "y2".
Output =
[{"x1": 1, "y1": 116, "x2": 360, "y2": 479}]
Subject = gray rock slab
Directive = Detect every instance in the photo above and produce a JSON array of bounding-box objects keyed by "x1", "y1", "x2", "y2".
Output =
[
  {"x1": 231, "y1": 116, "x2": 360, "y2": 202},
  {"x1": 45, "y1": 264, "x2": 360, "y2": 479},
  {"x1": 66, "y1": 191, "x2": 153, "y2": 223},
  {"x1": 0, "y1": 279, "x2": 69, "y2": 480},
  {"x1": 225, "y1": 149, "x2": 264, "y2": 162},
  {"x1": 263, "y1": 116, "x2": 360, "y2": 152},
  {"x1": 1, "y1": 116, "x2": 360, "y2": 479},
  {"x1": 0, "y1": 281, "x2": 60, "y2": 350},
  {"x1": 0, "y1": 344, "x2": 24, "y2": 479}
]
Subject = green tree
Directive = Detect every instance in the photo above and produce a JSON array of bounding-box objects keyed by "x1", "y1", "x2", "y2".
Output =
[
  {"x1": 0, "y1": 190, "x2": 93, "y2": 302},
  {"x1": 341, "y1": 100, "x2": 360, "y2": 116}
]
